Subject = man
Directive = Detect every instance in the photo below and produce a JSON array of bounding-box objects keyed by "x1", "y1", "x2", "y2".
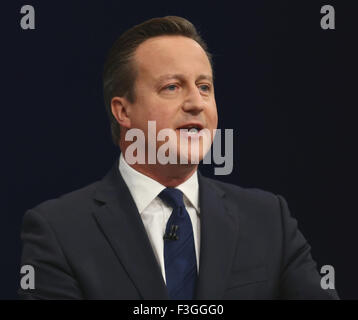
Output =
[{"x1": 19, "y1": 16, "x2": 339, "y2": 299}]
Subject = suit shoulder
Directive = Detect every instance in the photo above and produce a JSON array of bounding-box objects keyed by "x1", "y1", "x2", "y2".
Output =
[
  {"x1": 202, "y1": 176, "x2": 280, "y2": 209},
  {"x1": 27, "y1": 180, "x2": 101, "y2": 221}
]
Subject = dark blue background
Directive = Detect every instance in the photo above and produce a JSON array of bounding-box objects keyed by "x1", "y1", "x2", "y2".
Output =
[{"x1": 1, "y1": 0, "x2": 357, "y2": 299}]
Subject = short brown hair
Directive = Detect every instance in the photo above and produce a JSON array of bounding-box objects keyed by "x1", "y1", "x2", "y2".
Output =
[{"x1": 103, "y1": 16, "x2": 213, "y2": 146}]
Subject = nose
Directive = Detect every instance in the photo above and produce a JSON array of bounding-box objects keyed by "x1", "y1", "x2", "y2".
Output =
[{"x1": 181, "y1": 85, "x2": 205, "y2": 115}]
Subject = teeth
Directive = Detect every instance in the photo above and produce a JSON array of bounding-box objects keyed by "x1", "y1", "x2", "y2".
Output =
[{"x1": 189, "y1": 127, "x2": 199, "y2": 133}]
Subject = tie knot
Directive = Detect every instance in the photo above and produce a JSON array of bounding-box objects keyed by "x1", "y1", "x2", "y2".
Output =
[{"x1": 158, "y1": 188, "x2": 185, "y2": 209}]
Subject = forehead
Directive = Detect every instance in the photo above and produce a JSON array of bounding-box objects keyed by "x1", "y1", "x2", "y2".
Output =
[{"x1": 133, "y1": 35, "x2": 212, "y2": 80}]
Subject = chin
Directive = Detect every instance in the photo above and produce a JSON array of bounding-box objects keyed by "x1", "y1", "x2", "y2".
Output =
[{"x1": 177, "y1": 142, "x2": 206, "y2": 165}]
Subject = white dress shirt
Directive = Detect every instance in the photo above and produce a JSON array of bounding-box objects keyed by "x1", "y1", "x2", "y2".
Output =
[{"x1": 118, "y1": 153, "x2": 201, "y2": 284}]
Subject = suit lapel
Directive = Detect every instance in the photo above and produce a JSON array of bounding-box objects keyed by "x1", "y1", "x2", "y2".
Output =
[
  {"x1": 90, "y1": 160, "x2": 238, "y2": 300},
  {"x1": 195, "y1": 174, "x2": 239, "y2": 299},
  {"x1": 92, "y1": 160, "x2": 169, "y2": 299}
]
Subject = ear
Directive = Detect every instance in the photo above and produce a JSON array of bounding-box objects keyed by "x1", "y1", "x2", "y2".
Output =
[{"x1": 111, "y1": 97, "x2": 131, "y2": 129}]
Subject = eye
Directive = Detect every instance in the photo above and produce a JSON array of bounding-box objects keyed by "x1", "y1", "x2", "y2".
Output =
[
  {"x1": 164, "y1": 84, "x2": 179, "y2": 91},
  {"x1": 198, "y1": 84, "x2": 211, "y2": 92}
]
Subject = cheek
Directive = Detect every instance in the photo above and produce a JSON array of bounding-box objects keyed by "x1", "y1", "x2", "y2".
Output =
[
  {"x1": 155, "y1": 117, "x2": 173, "y2": 132},
  {"x1": 149, "y1": 106, "x2": 176, "y2": 129},
  {"x1": 130, "y1": 99, "x2": 157, "y2": 129},
  {"x1": 208, "y1": 103, "x2": 218, "y2": 127},
  {"x1": 131, "y1": 111, "x2": 148, "y2": 130}
]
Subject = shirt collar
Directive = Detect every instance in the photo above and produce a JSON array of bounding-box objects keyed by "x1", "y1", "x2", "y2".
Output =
[{"x1": 118, "y1": 153, "x2": 200, "y2": 214}]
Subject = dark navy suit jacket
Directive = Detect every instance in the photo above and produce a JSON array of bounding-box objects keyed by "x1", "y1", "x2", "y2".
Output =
[{"x1": 18, "y1": 160, "x2": 339, "y2": 299}]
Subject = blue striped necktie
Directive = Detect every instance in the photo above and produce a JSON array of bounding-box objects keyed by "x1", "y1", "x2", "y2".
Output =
[{"x1": 159, "y1": 187, "x2": 198, "y2": 300}]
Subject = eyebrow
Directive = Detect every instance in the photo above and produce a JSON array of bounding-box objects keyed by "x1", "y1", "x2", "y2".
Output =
[{"x1": 156, "y1": 74, "x2": 213, "y2": 83}]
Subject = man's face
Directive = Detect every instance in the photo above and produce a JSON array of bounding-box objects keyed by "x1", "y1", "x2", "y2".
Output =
[{"x1": 126, "y1": 35, "x2": 218, "y2": 163}]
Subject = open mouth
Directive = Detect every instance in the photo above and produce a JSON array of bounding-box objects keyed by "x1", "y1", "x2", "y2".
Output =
[{"x1": 176, "y1": 123, "x2": 204, "y2": 134}]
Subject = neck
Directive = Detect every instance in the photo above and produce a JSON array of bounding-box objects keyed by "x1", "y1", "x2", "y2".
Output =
[
  {"x1": 119, "y1": 139, "x2": 199, "y2": 187},
  {"x1": 128, "y1": 162, "x2": 198, "y2": 187}
]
